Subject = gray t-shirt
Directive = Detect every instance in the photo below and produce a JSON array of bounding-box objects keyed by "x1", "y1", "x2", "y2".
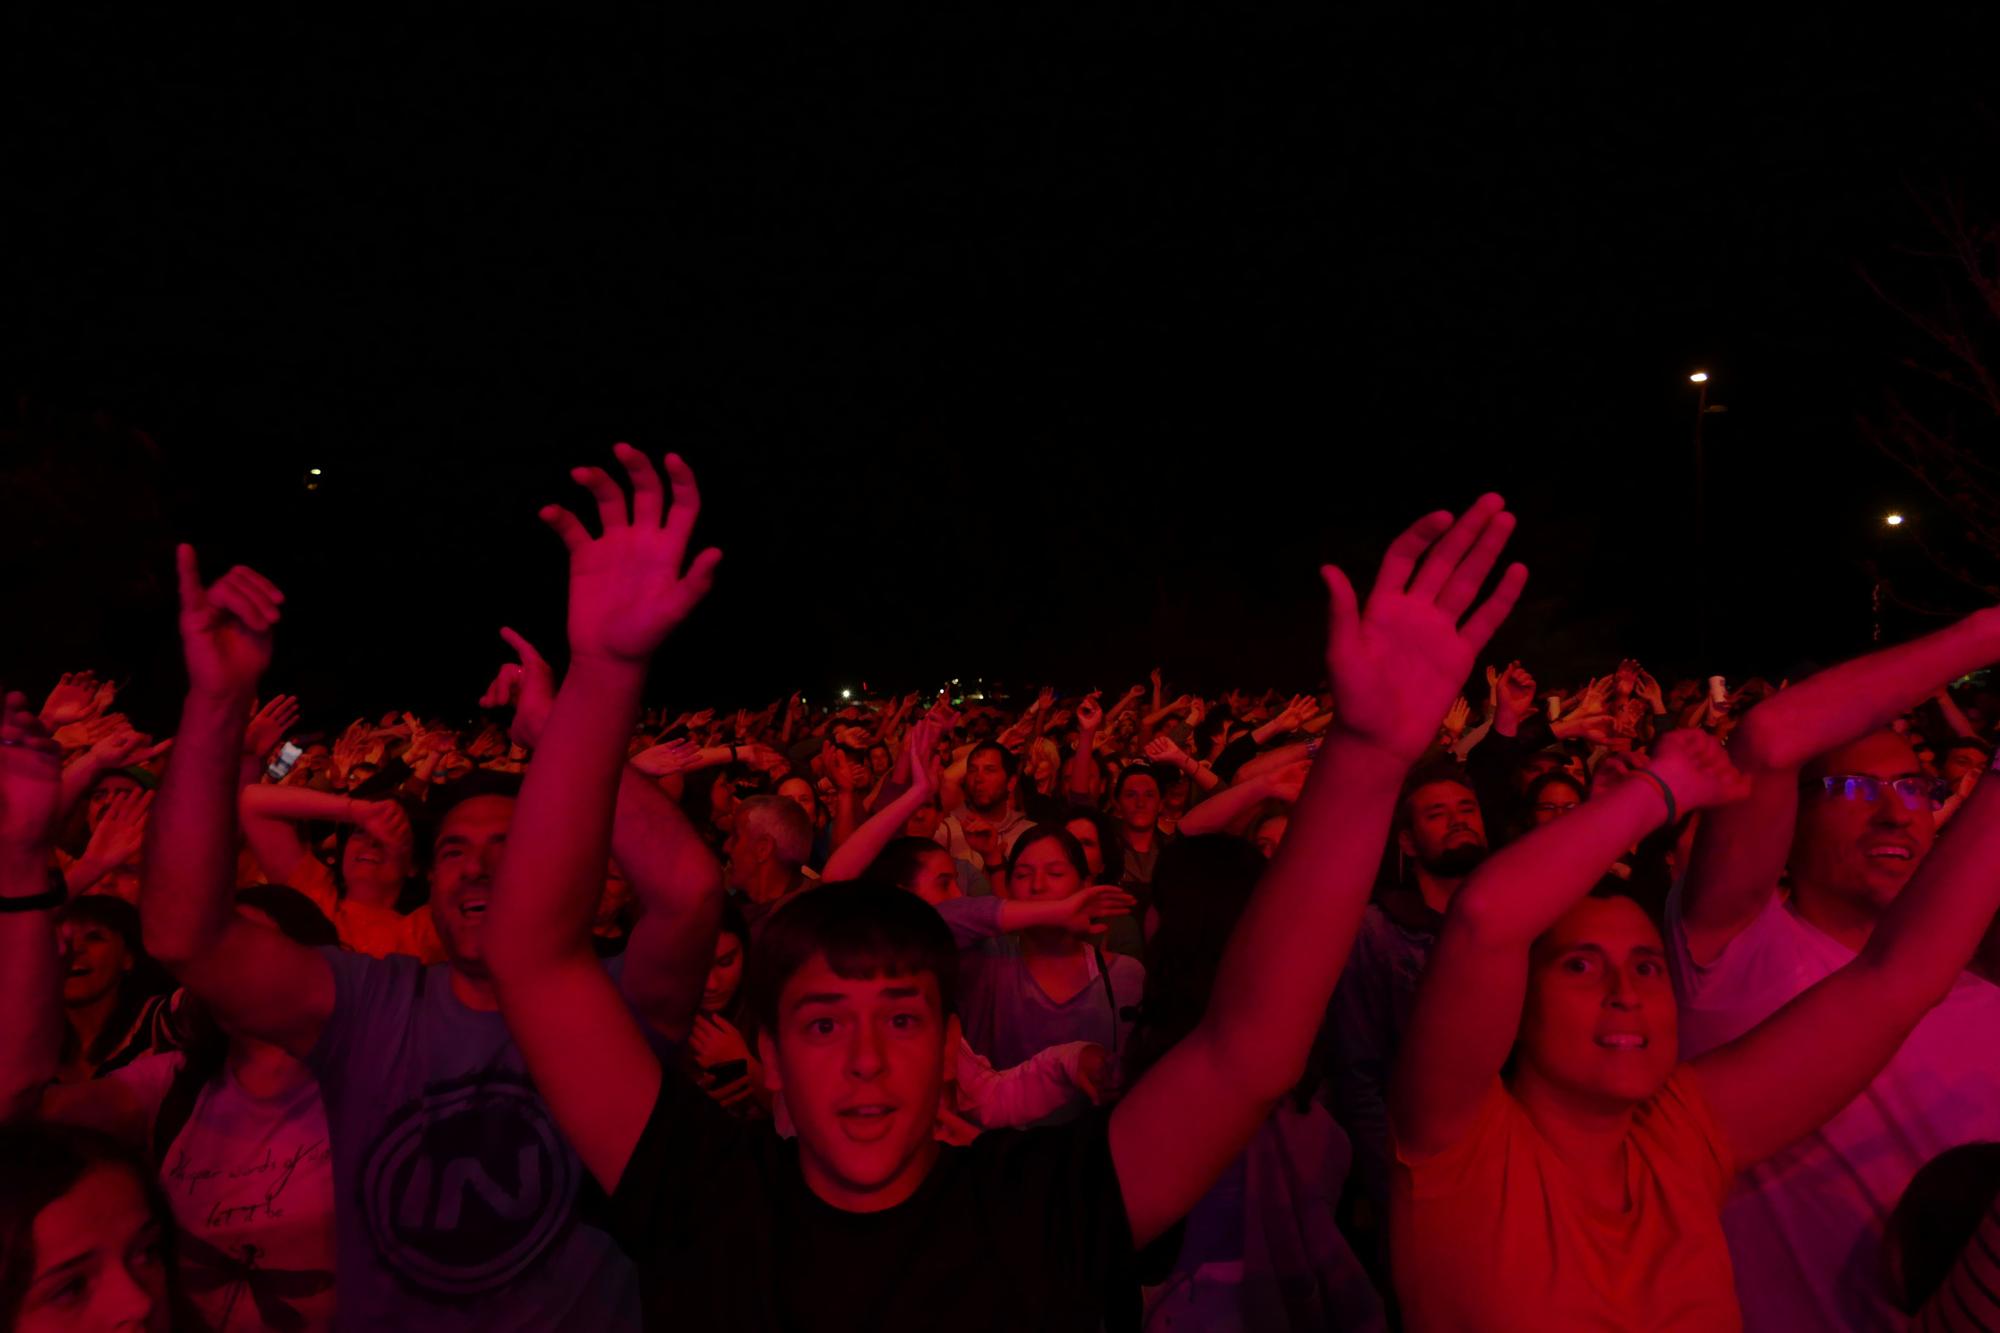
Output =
[
  {"x1": 305, "y1": 947, "x2": 640, "y2": 1331},
  {"x1": 957, "y1": 940, "x2": 1144, "y2": 1076}
]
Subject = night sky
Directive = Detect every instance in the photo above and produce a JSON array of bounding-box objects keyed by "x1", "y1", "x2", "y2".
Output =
[{"x1": 6, "y1": 14, "x2": 1998, "y2": 737}]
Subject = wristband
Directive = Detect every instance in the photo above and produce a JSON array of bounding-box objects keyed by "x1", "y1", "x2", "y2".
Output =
[
  {"x1": 1630, "y1": 768, "x2": 1678, "y2": 829},
  {"x1": 0, "y1": 868, "x2": 66, "y2": 913}
]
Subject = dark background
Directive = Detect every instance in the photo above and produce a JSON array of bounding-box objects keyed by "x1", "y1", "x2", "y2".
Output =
[{"x1": 5, "y1": 13, "x2": 1996, "y2": 735}]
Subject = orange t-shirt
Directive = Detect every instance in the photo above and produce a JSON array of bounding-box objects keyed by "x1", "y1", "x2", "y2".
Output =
[
  {"x1": 1391, "y1": 1067, "x2": 1740, "y2": 1332},
  {"x1": 283, "y1": 854, "x2": 447, "y2": 965}
]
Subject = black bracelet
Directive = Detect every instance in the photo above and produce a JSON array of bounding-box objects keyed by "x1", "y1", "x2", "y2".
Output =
[{"x1": 0, "y1": 868, "x2": 66, "y2": 914}]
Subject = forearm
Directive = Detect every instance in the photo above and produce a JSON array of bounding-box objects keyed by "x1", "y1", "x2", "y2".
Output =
[
  {"x1": 1452, "y1": 780, "x2": 1663, "y2": 947},
  {"x1": 1066, "y1": 729, "x2": 1099, "y2": 799},
  {"x1": 1233, "y1": 741, "x2": 1311, "y2": 784},
  {"x1": 828, "y1": 789, "x2": 864, "y2": 851},
  {"x1": 611, "y1": 765, "x2": 722, "y2": 919},
  {"x1": 1936, "y1": 689, "x2": 1980, "y2": 740},
  {"x1": 58, "y1": 754, "x2": 107, "y2": 820},
  {"x1": 1735, "y1": 611, "x2": 2000, "y2": 769},
  {"x1": 141, "y1": 689, "x2": 254, "y2": 966},
  {"x1": 0, "y1": 849, "x2": 62, "y2": 1120},
  {"x1": 1194, "y1": 737, "x2": 1403, "y2": 1100},
  {"x1": 1176, "y1": 774, "x2": 1274, "y2": 837},
  {"x1": 824, "y1": 785, "x2": 930, "y2": 881},
  {"x1": 240, "y1": 785, "x2": 369, "y2": 824},
  {"x1": 1861, "y1": 774, "x2": 2000, "y2": 1002},
  {"x1": 489, "y1": 655, "x2": 643, "y2": 976}
]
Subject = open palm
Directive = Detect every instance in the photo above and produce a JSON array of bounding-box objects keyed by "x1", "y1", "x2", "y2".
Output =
[
  {"x1": 542, "y1": 446, "x2": 722, "y2": 663},
  {"x1": 1321, "y1": 494, "x2": 1527, "y2": 763}
]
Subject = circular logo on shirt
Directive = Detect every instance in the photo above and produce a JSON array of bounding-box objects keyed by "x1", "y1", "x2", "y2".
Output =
[{"x1": 359, "y1": 1072, "x2": 579, "y2": 1296}]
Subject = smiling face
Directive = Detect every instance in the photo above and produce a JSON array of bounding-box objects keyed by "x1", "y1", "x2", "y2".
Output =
[
  {"x1": 1515, "y1": 896, "x2": 1678, "y2": 1109},
  {"x1": 16, "y1": 1164, "x2": 170, "y2": 1333},
  {"x1": 1792, "y1": 732, "x2": 1938, "y2": 924},
  {"x1": 756, "y1": 954, "x2": 955, "y2": 1213},
  {"x1": 341, "y1": 825, "x2": 412, "y2": 904},
  {"x1": 56, "y1": 920, "x2": 132, "y2": 1008},
  {"x1": 426, "y1": 795, "x2": 515, "y2": 978}
]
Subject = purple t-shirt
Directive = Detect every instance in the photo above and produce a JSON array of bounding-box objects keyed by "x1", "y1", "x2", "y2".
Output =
[{"x1": 305, "y1": 947, "x2": 639, "y2": 1331}]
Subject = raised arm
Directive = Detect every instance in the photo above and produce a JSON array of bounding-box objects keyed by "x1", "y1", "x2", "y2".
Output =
[
  {"x1": 1110, "y1": 495, "x2": 1528, "y2": 1247},
  {"x1": 1390, "y1": 731, "x2": 1747, "y2": 1156},
  {"x1": 0, "y1": 692, "x2": 66, "y2": 1121},
  {"x1": 486, "y1": 446, "x2": 721, "y2": 1193},
  {"x1": 140, "y1": 549, "x2": 331, "y2": 1058},
  {"x1": 480, "y1": 626, "x2": 724, "y2": 1042},
  {"x1": 1694, "y1": 752, "x2": 2000, "y2": 1167},
  {"x1": 1066, "y1": 693, "x2": 1104, "y2": 803},
  {"x1": 1173, "y1": 763, "x2": 1297, "y2": 838},
  {"x1": 1681, "y1": 609, "x2": 2000, "y2": 962},
  {"x1": 821, "y1": 722, "x2": 942, "y2": 881},
  {"x1": 238, "y1": 784, "x2": 379, "y2": 882}
]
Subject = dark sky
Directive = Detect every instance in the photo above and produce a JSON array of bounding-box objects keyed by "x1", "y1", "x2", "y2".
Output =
[{"x1": 5, "y1": 14, "x2": 1997, "y2": 735}]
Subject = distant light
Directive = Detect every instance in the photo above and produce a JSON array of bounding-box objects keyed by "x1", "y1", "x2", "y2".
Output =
[
  {"x1": 951, "y1": 678, "x2": 960, "y2": 685},
  {"x1": 841, "y1": 689, "x2": 852, "y2": 700},
  {"x1": 308, "y1": 467, "x2": 323, "y2": 476},
  {"x1": 1689, "y1": 372, "x2": 1709, "y2": 384},
  {"x1": 1885, "y1": 512, "x2": 1905, "y2": 527}
]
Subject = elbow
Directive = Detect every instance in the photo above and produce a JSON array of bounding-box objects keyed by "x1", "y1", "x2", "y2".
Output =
[{"x1": 1725, "y1": 707, "x2": 1791, "y2": 773}]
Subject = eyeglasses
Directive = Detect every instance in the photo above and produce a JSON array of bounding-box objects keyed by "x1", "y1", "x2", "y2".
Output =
[
  {"x1": 1817, "y1": 774, "x2": 1951, "y2": 811},
  {"x1": 1533, "y1": 801, "x2": 1581, "y2": 815}
]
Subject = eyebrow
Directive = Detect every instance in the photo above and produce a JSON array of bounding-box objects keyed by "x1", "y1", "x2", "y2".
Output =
[{"x1": 791, "y1": 985, "x2": 927, "y2": 1010}]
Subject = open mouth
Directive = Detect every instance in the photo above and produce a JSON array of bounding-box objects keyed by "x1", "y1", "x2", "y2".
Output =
[
  {"x1": 1595, "y1": 1034, "x2": 1648, "y2": 1051},
  {"x1": 457, "y1": 897, "x2": 489, "y2": 917},
  {"x1": 836, "y1": 1104, "x2": 899, "y2": 1140},
  {"x1": 1863, "y1": 844, "x2": 1914, "y2": 863}
]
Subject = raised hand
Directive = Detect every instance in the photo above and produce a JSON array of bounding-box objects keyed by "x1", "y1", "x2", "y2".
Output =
[
  {"x1": 354, "y1": 799, "x2": 411, "y2": 851},
  {"x1": 39, "y1": 672, "x2": 111, "y2": 729},
  {"x1": 540, "y1": 446, "x2": 722, "y2": 663},
  {"x1": 479, "y1": 627, "x2": 557, "y2": 750},
  {"x1": 1493, "y1": 661, "x2": 1537, "y2": 723},
  {"x1": 0, "y1": 690, "x2": 64, "y2": 853},
  {"x1": 85, "y1": 724, "x2": 173, "y2": 772},
  {"x1": 1265, "y1": 758, "x2": 1313, "y2": 805},
  {"x1": 1633, "y1": 728, "x2": 1752, "y2": 814},
  {"x1": 1075, "y1": 692, "x2": 1104, "y2": 732},
  {"x1": 244, "y1": 694, "x2": 300, "y2": 761},
  {"x1": 1144, "y1": 735, "x2": 1192, "y2": 770},
  {"x1": 1441, "y1": 696, "x2": 1472, "y2": 740},
  {"x1": 84, "y1": 788, "x2": 153, "y2": 869},
  {"x1": 631, "y1": 737, "x2": 704, "y2": 778},
  {"x1": 175, "y1": 546, "x2": 284, "y2": 699},
  {"x1": 1319, "y1": 494, "x2": 1527, "y2": 763},
  {"x1": 1053, "y1": 884, "x2": 1139, "y2": 938}
]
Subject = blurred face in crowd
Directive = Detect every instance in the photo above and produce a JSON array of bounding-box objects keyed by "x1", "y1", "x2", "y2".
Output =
[
  {"x1": 902, "y1": 848, "x2": 961, "y2": 907},
  {"x1": 777, "y1": 777, "x2": 818, "y2": 825},
  {"x1": 1252, "y1": 813, "x2": 1289, "y2": 859},
  {"x1": 1791, "y1": 732, "x2": 1938, "y2": 923},
  {"x1": 1398, "y1": 780, "x2": 1487, "y2": 877},
  {"x1": 1063, "y1": 817, "x2": 1105, "y2": 879},
  {"x1": 702, "y1": 930, "x2": 746, "y2": 1014},
  {"x1": 964, "y1": 748, "x2": 1010, "y2": 812},
  {"x1": 57, "y1": 919, "x2": 132, "y2": 1008},
  {"x1": 341, "y1": 822, "x2": 413, "y2": 905},
  {"x1": 1942, "y1": 743, "x2": 1988, "y2": 787},
  {"x1": 758, "y1": 954, "x2": 957, "y2": 1214},
  {"x1": 15, "y1": 1164, "x2": 170, "y2": 1333},
  {"x1": 904, "y1": 798, "x2": 943, "y2": 841},
  {"x1": 1005, "y1": 836, "x2": 1085, "y2": 906},
  {"x1": 869, "y1": 746, "x2": 892, "y2": 778},
  {"x1": 428, "y1": 795, "x2": 516, "y2": 978},
  {"x1": 85, "y1": 775, "x2": 142, "y2": 833},
  {"x1": 1530, "y1": 777, "x2": 1586, "y2": 825},
  {"x1": 1115, "y1": 774, "x2": 1161, "y2": 836},
  {"x1": 1515, "y1": 896, "x2": 1678, "y2": 1110}
]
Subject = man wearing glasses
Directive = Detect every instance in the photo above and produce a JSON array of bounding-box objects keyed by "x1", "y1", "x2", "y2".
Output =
[{"x1": 1669, "y1": 613, "x2": 2000, "y2": 1331}]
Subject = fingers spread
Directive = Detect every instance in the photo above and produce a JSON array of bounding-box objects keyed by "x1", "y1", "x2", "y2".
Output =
[
  {"x1": 1370, "y1": 511, "x2": 1454, "y2": 601},
  {"x1": 1459, "y1": 561, "x2": 1530, "y2": 652},
  {"x1": 1409, "y1": 493, "x2": 1505, "y2": 601},
  {"x1": 1436, "y1": 509, "x2": 1518, "y2": 619},
  {"x1": 539, "y1": 505, "x2": 591, "y2": 554},
  {"x1": 614, "y1": 443, "x2": 665, "y2": 527}
]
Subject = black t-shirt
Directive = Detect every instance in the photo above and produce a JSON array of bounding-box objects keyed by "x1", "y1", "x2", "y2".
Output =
[{"x1": 609, "y1": 1068, "x2": 1140, "y2": 1331}]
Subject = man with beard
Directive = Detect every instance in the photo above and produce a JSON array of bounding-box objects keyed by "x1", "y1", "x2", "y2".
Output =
[
  {"x1": 935, "y1": 741, "x2": 1030, "y2": 876},
  {"x1": 1326, "y1": 766, "x2": 1488, "y2": 1221}
]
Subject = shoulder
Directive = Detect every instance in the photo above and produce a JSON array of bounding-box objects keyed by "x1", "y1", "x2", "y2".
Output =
[
  {"x1": 1637, "y1": 1065, "x2": 1736, "y2": 1200},
  {"x1": 1392, "y1": 1078, "x2": 1521, "y2": 1200}
]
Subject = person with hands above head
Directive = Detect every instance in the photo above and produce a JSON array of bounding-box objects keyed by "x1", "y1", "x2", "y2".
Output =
[
  {"x1": 483, "y1": 486, "x2": 1525, "y2": 1330},
  {"x1": 1667, "y1": 611, "x2": 2000, "y2": 1330},
  {"x1": 139, "y1": 528, "x2": 730, "y2": 1332},
  {"x1": 237, "y1": 781, "x2": 436, "y2": 962},
  {"x1": 1388, "y1": 716, "x2": 2000, "y2": 1332}
]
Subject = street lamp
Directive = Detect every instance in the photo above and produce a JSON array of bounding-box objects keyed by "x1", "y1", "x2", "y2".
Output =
[
  {"x1": 1690, "y1": 372, "x2": 1713, "y2": 658},
  {"x1": 1885, "y1": 512, "x2": 1906, "y2": 527}
]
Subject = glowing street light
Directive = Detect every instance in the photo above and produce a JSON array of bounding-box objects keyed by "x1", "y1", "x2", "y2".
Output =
[
  {"x1": 308, "y1": 467, "x2": 323, "y2": 476},
  {"x1": 840, "y1": 689, "x2": 852, "y2": 700},
  {"x1": 1689, "y1": 371, "x2": 1709, "y2": 384},
  {"x1": 1885, "y1": 512, "x2": 1905, "y2": 527}
]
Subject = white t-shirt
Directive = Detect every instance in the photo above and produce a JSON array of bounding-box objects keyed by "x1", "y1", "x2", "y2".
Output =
[
  {"x1": 1667, "y1": 887, "x2": 2000, "y2": 1331},
  {"x1": 110, "y1": 1052, "x2": 338, "y2": 1333}
]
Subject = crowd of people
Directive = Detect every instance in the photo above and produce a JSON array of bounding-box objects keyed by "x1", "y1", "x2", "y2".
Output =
[{"x1": 9, "y1": 451, "x2": 2000, "y2": 1331}]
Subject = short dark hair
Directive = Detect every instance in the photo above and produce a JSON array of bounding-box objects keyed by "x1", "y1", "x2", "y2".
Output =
[
  {"x1": 743, "y1": 881, "x2": 958, "y2": 1039},
  {"x1": 966, "y1": 740, "x2": 1017, "y2": 778},
  {"x1": 1524, "y1": 771, "x2": 1586, "y2": 808},
  {"x1": 865, "y1": 836, "x2": 954, "y2": 894},
  {"x1": 423, "y1": 772, "x2": 523, "y2": 863},
  {"x1": 1947, "y1": 736, "x2": 1994, "y2": 759},
  {"x1": 1398, "y1": 762, "x2": 1477, "y2": 829},
  {"x1": 1112, "y1": 763, "x2": 1164, "y2": 802},
  {"x1": 1888, "y1": 1142, "x2": 2000, "y2": 1313},
  {"x1": 1062, "y1": 808, "x2": 1125, "y2": 885}
]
